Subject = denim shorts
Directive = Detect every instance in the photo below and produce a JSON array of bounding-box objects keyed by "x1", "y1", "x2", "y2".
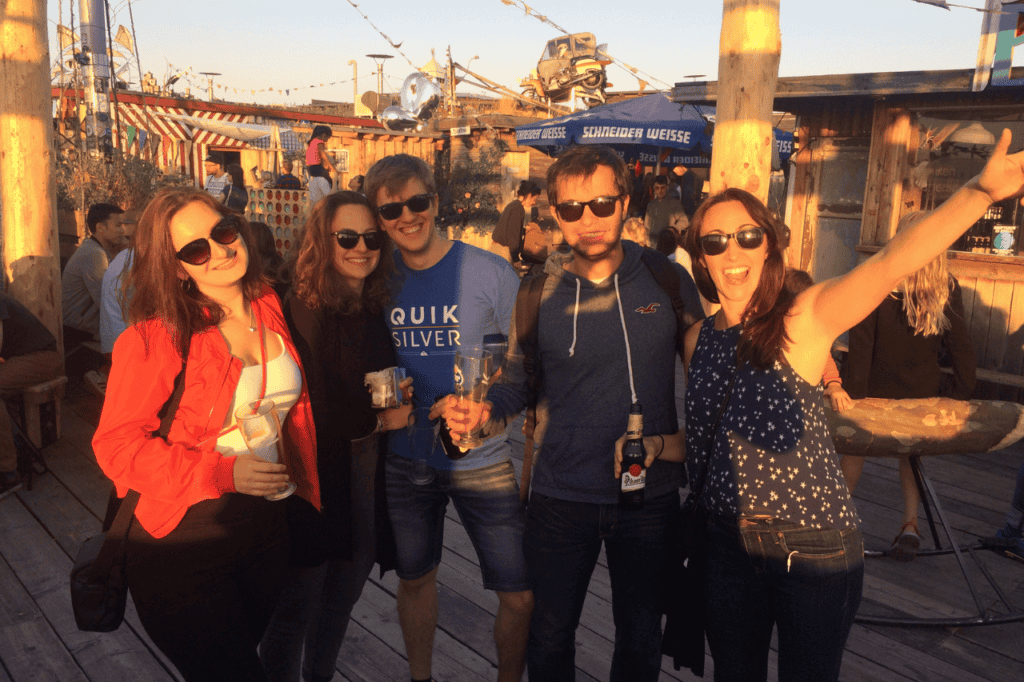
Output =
[{"x1": 384, "y1": 452, "x2": 529, "y2": 592}]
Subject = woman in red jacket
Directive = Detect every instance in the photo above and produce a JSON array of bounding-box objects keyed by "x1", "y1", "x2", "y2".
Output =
[{"x1": 92, "y1": 187, "x2": 320, "y2": 682}]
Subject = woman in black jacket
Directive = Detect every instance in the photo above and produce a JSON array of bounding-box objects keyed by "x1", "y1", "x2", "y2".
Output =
[
  {"x1": 261, "y1": 191, "x2": 408, "y2": 682},
  {"x1": 842, "y1": 211, "x2": 977, "y2": 562}
]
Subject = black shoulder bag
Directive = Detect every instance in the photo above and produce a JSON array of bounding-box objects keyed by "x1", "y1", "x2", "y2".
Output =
[{"x1": 70, "y1": 356, "x2": 188, "y2": 632}]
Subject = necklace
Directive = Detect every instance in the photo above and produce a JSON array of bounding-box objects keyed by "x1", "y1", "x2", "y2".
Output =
[{"x1": 248, "y1": 305, "x2": 257, "y2": 333}]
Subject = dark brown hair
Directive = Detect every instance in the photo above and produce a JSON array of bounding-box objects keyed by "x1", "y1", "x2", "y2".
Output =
[
  {"x1": 289, "y1": 191, "x2": 394, "y2": 314},
  {"x1": 124, "y1": 187, "x2": 265, "y2": 358},
  {"x1": 684, "y1": 187, "x2": 791, "y2": 369},
  {"x1": 364, "y1": 154, "x2": 436, "y2": 208},
  {"x1": 545, "y1": 145, "x2": 631, "y2": 207}
]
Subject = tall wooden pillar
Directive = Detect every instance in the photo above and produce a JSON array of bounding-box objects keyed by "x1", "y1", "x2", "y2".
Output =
[
  {"x1": 710, "y1": 0, "x2": 781, "y2": 204},
  {"x1": 1, "y1": 0, "x2": 63, "y2": 348}
]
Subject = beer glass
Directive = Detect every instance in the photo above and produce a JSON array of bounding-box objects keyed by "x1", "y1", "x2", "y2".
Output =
[
  {"x1": 451, "y1": 346, "x2": 493, "y2": 449},
  {"x1": 407, "y1": 406, "x2": 437, "y2": 485},
  {"x1": 235, "y1": 399, "x2": 296, "y2": 501}
]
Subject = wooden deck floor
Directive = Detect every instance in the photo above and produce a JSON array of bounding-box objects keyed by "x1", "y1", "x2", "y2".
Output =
[{"x1": 2, "y1": 368, "x2": 1023, "y2": 681}]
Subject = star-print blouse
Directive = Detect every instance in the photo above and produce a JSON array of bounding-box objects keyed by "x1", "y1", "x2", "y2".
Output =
[{"x1": 685, "y1": 317, "x2": 859, "y2": 530}]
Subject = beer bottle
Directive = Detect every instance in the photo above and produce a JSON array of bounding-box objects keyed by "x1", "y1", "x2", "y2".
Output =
[{"x1": 619, "y1": 403, "x2": 646, "y2": 509}]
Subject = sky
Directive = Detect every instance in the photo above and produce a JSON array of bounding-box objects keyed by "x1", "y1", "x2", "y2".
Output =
[{"x1": 45, "y1": 0, "x2": 1015, "y2": 108}]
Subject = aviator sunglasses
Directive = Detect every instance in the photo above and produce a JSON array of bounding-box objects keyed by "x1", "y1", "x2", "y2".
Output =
[
  {"x1": 175, "y1": 216, "x2": 241, "y2": 266},
  {"x1": 333, "y1": 230, "x2": 385, "y2": 250},
  {"x1": 377, "y1": 193, "x2": 435, "y2": 221},
  {"x1": 554, "y1": 196, "x2": 621, "y2": 222},
  {"x1": 698, "y1": 226, "x2": 767, "y2": 256}
]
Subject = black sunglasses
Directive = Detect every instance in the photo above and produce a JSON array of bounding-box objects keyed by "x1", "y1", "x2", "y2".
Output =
[
  {"x1": 377, "y1": 193, "x2": 435, "y2": 221},
  {"x1": 698, "y1": 226, "x2": 766, "y2": 256},
  {"x1": 554, "y1": 196, "x2": 621, "y2": 222},
  {"x1": 333, "y1": 230, "x2": 385, "y2": 250},
  {"x1": 175, "y1": 216, "x2": 241, "y2": 266}
]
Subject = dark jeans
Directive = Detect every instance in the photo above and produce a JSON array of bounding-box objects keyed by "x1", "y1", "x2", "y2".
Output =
[
  {"x1": 126, "y1": 494, "x2": 288, "y2": 682},
  {"x1": 524, "y1": 489, "x2": 678, "y2": 682},
  {"x1": 704, "y1": 516, "x2": 864, "y2": 682}
]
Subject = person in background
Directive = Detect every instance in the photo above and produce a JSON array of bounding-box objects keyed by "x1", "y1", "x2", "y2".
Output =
[
  {"x1": 644, "y1": 175, "x2": 687, "y2": 243},
  {"x1": 365, "y1": 154, "x2": 531, "y2": 682},
  {"x1": 223, "y1": 164, "x2": 250, "y2": 214},
  {"x1": 248, "y1": 222, "x2": 286, "y2": 297},
  {"x1": 63, "y1": 203, "x2": 126, "y2": 346},
  {"x1": 204, "y1": 152, "x2": 230, "y2": 198},
  {"x1": 0, "y1": 292, "x2": 62, "y2": 500},
  {"x1": 92, "y1": 187, "x2": 320, "y2": 682},
  {"x1": 95, "y1": 205, "x2": 144, "y2": 395},
  {"x1": 275, "y1": 160, "x2": 302, "y2": 190},
  {"x1": 989, "y1": 463, "x2": 1024, "y2": 561},
  {"x1": 492, "y1": 180, "x2": 542, "y2": 264},
  {"x1": 347, "y1": 174, "x2": 365, "y2": 194},
  {"x1": 842, "y1": 211, "x2": 976, "y2": 562},
  {"x1": 680, "y1": 130, "x2": 1024, "y2": 681},
  {"x1": 621, "y1": 216, "x2": 648, "y2": 247},
  {"x1": 261, "y1": 191, "x2": 405, "y2": 682},
  {"x1": 306, "y1": 126, "x2": 337, "y2": 187}
]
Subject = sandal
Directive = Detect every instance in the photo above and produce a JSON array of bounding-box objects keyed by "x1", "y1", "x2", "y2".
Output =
[{"x1": 891, "y1": 520, "x2": 920, "y2": 563}]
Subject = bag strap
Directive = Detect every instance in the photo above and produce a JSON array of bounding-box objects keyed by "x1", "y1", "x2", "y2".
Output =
[
  {"x1": 516, "y1": 271, "x2": 548, "y2": 503},
  {"x1": 100, "y1": 344, "x2": 190, "y2": 542},
  {"x1": 639, "y1": 249, "x2": 698, "y2": 361}
]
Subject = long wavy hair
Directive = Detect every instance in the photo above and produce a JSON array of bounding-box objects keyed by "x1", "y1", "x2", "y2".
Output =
[
  {"x1": 124, "y1": 187, "x2": 264, "y2": 358},
  {"x1": 289, "y1": 191, "x2": 394, "y2": 315},
  {"x1": 684, "y1": 187, "x2": 791, "y2": 369},
  {"x1": 895, "y1": 211, "x2": 952, "y2": 337}
]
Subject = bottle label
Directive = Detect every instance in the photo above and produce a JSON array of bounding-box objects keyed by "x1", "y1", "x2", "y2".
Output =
[{"x1": 621, "y1": 465, "x2": 646, "y2": 492}]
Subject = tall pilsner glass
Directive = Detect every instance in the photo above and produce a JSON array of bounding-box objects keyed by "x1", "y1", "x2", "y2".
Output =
[
  {"x1": 235, "y1": 399, "x2": 296, "y2": 501},
  {"x1": 452, "y1": 346, "x2": 493, "y2": 449}
]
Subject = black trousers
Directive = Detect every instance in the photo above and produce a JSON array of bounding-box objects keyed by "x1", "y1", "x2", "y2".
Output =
[{"x1": 126, "y1": 493, "x2": 288, "y2": 682}]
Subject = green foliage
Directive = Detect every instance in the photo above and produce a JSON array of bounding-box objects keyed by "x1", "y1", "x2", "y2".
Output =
[
  {"x1": 55, "y1": 151, "x2": 191, "y2": 212},
  {"x1": 437, "y1": 136, "x2": 509, "y2": 238}
]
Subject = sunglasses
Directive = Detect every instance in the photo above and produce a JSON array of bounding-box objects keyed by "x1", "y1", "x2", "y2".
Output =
[
  {"x1": 554, "y1": 196, "x2": 621, "y2": 222},
  {"x1": 175, "y1": 216, "x2": 241, "y2": 266},
  {"x1": 698, "y1": 227, "x2": 766, "y2": 256},
  {"x1": 377, "y1": 193, "x2": 435, "y2": 221},
  {"x1": 333, "y1": 230, "x2": 385, "y2": 250}
]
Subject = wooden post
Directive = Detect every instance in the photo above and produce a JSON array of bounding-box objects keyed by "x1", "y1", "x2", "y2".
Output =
[
  {"x1": 1, "y1": 0, "x2": 63, "y2": 349},
  {"x1": 709, "y1": 0, "x2": 781, "y2": 204}
]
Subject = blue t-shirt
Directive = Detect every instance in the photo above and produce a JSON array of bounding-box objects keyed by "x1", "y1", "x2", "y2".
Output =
[{"x1": 386, "y1": 241, "x2": 520, "y2": 471}]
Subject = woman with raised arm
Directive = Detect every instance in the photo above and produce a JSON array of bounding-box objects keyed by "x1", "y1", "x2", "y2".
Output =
[
  {"x1": 260, "y1": 191, "x2": 406, "y2": 682},
  {"x1": 92, "y1": 187, "x2": 320, "y2": 682},
  {"x1": 679, "y1": 131, "x2": 1024, "y2": 682}
]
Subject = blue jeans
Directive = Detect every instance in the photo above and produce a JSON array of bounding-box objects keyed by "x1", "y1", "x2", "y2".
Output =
[
  {"x1": 385, "y1": 454, "x2": 529, "y2": 591},
  {"x1": 704, "y1": 516, "x2": 864, "y2": 682},
  {"x1": 262, "y1": 434, "x2": 380, "y2": 682},
  {"x1": 523, "y1": 490, "x2": 678, "y2": 682}
]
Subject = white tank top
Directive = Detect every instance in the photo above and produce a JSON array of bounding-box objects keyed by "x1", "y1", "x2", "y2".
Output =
[{"x1": 216, "y1": 331, "x2": 302, "y2": 458}]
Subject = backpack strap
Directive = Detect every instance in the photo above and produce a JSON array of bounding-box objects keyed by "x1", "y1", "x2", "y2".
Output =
[
  {"x1": 515, "y1": 271, "x2": 548, "y2": 504},
  {"x1": 640, "y1": 249, "x2": 696, "y2": 360}
]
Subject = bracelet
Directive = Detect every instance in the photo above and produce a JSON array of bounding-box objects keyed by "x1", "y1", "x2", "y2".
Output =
[
  {"x1": 376, "y1": 413, "x2": 386, "y2": 434},
  {"x1": 824, "y1": 380, "x2": 841, "y2": 390},
  {"x1": 654, "y1": 434, "x2": 665, "y2": 459}
]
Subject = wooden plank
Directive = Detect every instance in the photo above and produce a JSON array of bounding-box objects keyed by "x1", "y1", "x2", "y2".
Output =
[
  {"x1": 860, "y1": 103, "x2": 892, "y2": 246},
  {"x1": 0, "y1": 498, "x2": 179, "y2": 682},
  {"x1": 960, "y1": 276, "x2": 980, "y2": 331},
  {"x1": 0, "y1": 553, "x2": 89, "y2": 682},
  {"x1": 968, "y1": 278, "x2": 997, "y2": 365}
]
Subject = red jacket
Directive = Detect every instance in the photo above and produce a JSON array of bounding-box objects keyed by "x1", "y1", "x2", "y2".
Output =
[{"x1": 93, "y1": 288, "x2": 320, "y2": 538}]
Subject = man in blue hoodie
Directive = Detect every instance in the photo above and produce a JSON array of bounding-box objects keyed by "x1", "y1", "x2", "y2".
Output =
[{"x1": 475, "y1": 146, "x2": 690, "y2": 682}]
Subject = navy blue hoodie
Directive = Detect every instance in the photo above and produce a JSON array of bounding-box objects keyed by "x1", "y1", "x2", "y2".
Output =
[{"x1": 487, "y1": 241, "x2": 686, "y2": 504}]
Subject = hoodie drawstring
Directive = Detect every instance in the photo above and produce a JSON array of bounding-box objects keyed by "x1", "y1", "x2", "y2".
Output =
[
  {"x1": 613, "y1": 274, "x2": 638, "y2": 405},
  {"x1": 568, "y1": 278, "x2": 581, "y2": 357}
]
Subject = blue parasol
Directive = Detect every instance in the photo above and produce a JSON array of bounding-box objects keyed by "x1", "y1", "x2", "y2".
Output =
[{"x1": 515, "y1": 93, "x2": 793, "y2": 169}]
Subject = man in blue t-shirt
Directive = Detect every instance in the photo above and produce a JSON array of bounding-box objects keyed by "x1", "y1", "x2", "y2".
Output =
[{"x1": 364, "y1": 154, "x2": 531, "y2": 682}]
